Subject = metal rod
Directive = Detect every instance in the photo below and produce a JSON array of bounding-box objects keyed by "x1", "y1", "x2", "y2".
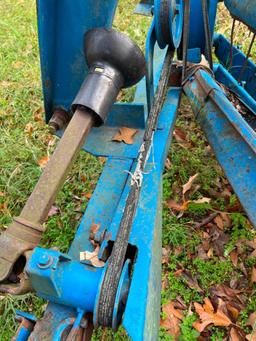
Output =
[
  {"x1": 182, "y1": 0, "x2": 191, "y2": 81},
  {"x1": 238, "y1": 33, "x2": 256, "y2": 84},
  {"x1": 229, "y1": 19, "x2": 236, "y2": 70},
  {"x1": 20, "y1": 108, "x2": 94, "y2": 224},
  {"x1": 201, "y1": 0, "x2": 213, "y2": 69}
]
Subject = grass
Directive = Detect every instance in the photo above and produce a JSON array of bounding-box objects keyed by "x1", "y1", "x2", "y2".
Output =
[{"x1": 1, "y1": 0, "x2": 256, "y2": 340}]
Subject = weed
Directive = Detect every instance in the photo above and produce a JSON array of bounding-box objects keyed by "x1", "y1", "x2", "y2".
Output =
[
  {"x1": 190, "y1": 258, "x2": 235, "y2": 290},
  {"x1": 179, "y1": 314, "x2": 200, "y2": 341}
]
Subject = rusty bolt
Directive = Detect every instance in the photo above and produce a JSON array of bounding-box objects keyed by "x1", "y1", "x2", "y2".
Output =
[{"x1": 48, "y1": 108, "x2": 70, "y2": 134}]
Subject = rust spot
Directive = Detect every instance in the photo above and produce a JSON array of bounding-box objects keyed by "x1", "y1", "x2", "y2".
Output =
[{"x1": 45, "y1": 79, "x2": 51, "y2": 88}]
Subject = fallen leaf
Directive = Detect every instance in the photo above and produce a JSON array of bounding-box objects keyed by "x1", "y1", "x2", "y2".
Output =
[
  {"x1": 207, "y1": 247, "x2": 213, "y2": 258},
  {"x1": 173, "y1": 127, "x2": 187, "y2": 143},
  {"x1": 214, "y1": 215, "x2": 224, "y2": 230},
  {"x1": 12, "y1": 61, "x2": 24, "y2": 69},
  {"x1": 0, "y1": 202, "x2": 8, "y2": 213},
  {"x1": 167, "y1": 199, "x2": 190, "y2": 212},
  {"x1": 182, "y1": 174, "x2": 199, "y2": 197},
  {"x1": 112, "y1": 127, "x2": 138, "y2": 145},
  {"x1": 230, "y1": 327, "x2": 242, "y2": 341},
  {"x1": 227, "y1": 303, "x2": 240, "y2": 320},
  {"x1": 38, "y1": 155, "x2": 50, "y2": 168},
  {"x1": 48, "y1": 205, "x2": 59, "y2": 217},
  {"x1": 160, "y1": 302, "x2": 183, "y2": 339},
  {"x1": 80, "y1": 174, "x2": 87, "y2": 183},
  {"x1": 80, "y1": 246, "x2": 105, "y2": 268},
  {"x1": 173, "y1": 128, "x2": 192, "y2": 149},
  {"x1": 247, "y1": 312, "x2": 256, "y2": 328},
  {"x1": 165, "y1": 158, "x2": 171, "y2": 170},
  {"x1": 246, "y1": 332, "x2": 256, "y2": 341},
  {"x1": 193, "y1": 197, "x2": 211, "y2": 204},
  {"x1": 230, "y1": 250, "x2": 238, "y2": 267},
  {"x1": 182, "y1": 270, "x2": 203, "y2": 293},
  {"x1": 197, "y1": 244, "x2": 209, "y2": 260},
  {"x1": 24, "y1": 123, "x2": 34, "y2": 137},
  {"x1": 162, "y1": 247, "x2": 170, "y2": 265},
  {"x1": 84, "y1": 193, "x2": 92, "y2": 200},
  {"x1": 33, "y1": 107, "x2": 44, "y2": 122},
  {"x1": 220, "y1": 212, "x2": 232, "y2": 228},
  {"x1": 251, "y1": 267, "x2": 256, "y2": 283},
  {"x1": 173, "y1": 269, "x2": 184, "y2": 277},
  {"x1": 193, "y1": 298, "x2": 232, "y2": 332}
]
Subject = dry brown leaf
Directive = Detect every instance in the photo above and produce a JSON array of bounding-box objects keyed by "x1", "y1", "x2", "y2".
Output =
[
  {"x1": 38, "y1": 155, "x2": 50, "y2": 168},
  {"x1": 193, "y1": 298, "x2": 232, "y2": 332},
  {"x1": 207, "y1": 247, "x2": 213, "y2": 258},
  {"x1": 24, "y1": 123, "x2": 34, "y2": 137},
  {"x1": 165, "y1": 158, "x2": 172, "y2": 170},
  {"x1": 84, "y1": 193, "x2": 92, "y2": 200},
  {"x1": 182, "y1": 270, "x2": 203, "y2": 293},
  {"x1": 80, "y1": 246, "x2": 105, "y2": 268},
  {"x1": 33, "y1": 107, "x2": 44, "y2": 122},
  {"x1": 167, "y1": 199, "x2": 190, "y2": 212},
  {"x1": 246, "y1": 332, "x2": 256, "y2": 341},
  {"x1": 182, "y1": 174, "x2": 199, "y2": 196},
  {"x1": 160, "y1": 302, "x2": 183, "y2": 339},
  {"x1": 193, "y1": 197, "x2": 211, "y2": 204},
  {"x1": 48, "y1": 205, "x2": 59, "y2": 217},
  {"x1": 227, "y1": 303, "x2": 240, "y2": 320},
  {"x1": 173, "y1": 269, "x2": 184, "y2": 277},
  {"x1": 247, "y1": 312, "x2": 256, "y2": 328},
  {"x1": 112, "y1": 127, "x2": 138, "y2": 145},
  {"x1": 230, "y1": 327, "x2": 241, "y2": 341},
  {"x1": 251, "y1": 267, "x2": 256, "y2": 283},
  {"x1": 12, "y1": 61, "x2": 24, "y2": 69},
  {"x1": 230, "y1": 250, "x2": 238, "y2": 267},
  {"x1": 80, "y1": 174, "x2": 87, "y2": 183},
  {"x1": 0, "y1": 202, "x2": 8, "y2": 213},
  {"x1": 214, "y1": 215, "x2": 224, "y2": 230},
  {"x1": 220, "y1": 212, "x2": 232, "y2": 228},
  {"x1": 173, "y1": 127, "x2": 187, "y2": 143},
  {"x1": 162, "y1": 247, "x2": 170, "y2": 265}
]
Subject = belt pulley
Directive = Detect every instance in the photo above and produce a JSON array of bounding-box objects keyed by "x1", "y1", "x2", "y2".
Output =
[{"x1": 154, "y1": 0, "x2": 183, "y2": 49}]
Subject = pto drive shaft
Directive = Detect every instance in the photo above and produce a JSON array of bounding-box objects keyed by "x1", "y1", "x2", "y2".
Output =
[
  {"x1": 0, "y1": 109, "x2": 94, "y2": 285},
  {"x1": 0, "y1": 28, "x2": 146, "y2": 290}
]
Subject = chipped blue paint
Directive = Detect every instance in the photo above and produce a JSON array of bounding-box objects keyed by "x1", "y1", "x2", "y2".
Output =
[{"x1": 184, "y1": 70, "x2": 256, "y2": 226}]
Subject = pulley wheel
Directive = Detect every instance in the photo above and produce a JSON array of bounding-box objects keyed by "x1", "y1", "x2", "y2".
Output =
[{"x1": 154, "y1": 0, "x2": 183, "y2": 49}]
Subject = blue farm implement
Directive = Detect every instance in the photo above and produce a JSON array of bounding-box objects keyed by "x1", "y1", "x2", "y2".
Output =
[{"x1": 1, "y1": 0, "x2": 256, "y2": 340}]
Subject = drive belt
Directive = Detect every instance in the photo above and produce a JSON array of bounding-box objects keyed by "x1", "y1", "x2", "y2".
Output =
[{"x1": 96, "y1": 47, "x2": 174, "y2": 327}]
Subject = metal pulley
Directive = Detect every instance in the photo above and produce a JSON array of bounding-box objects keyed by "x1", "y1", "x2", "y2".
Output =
[{"x1": 154, "y1": 0, "x2": 183, "y2": 49}]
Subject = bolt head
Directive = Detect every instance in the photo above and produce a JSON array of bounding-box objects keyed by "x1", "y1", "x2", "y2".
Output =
[{"x1": 38, "y1": 254, "x2": 52, "y2": 269}]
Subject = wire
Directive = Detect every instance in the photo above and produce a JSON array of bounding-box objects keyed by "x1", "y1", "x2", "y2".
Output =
[
  {"x1": 238, "y1": 33, "x2": 256, "y2": 84},
  {"x1": 229, "y1": 19, "x2": 236, "y2": 70}
]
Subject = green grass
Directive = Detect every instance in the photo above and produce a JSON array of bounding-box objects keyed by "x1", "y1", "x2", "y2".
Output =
[{"x1": 1, "y1": 0, "x2": 256, "y2": 340}]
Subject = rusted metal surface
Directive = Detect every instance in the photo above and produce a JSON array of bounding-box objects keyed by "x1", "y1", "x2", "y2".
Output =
[
  {"x1": 48, "y1": 108, "x2": 70, "y2": 133},
  {"x1": 0, "y1": 109, "x2": 94, "y2": 287}
]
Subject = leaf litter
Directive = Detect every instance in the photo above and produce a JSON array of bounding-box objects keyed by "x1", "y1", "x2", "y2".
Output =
[{"x1": 161, "y1": 97, "x2": 256, "y2": 340}]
